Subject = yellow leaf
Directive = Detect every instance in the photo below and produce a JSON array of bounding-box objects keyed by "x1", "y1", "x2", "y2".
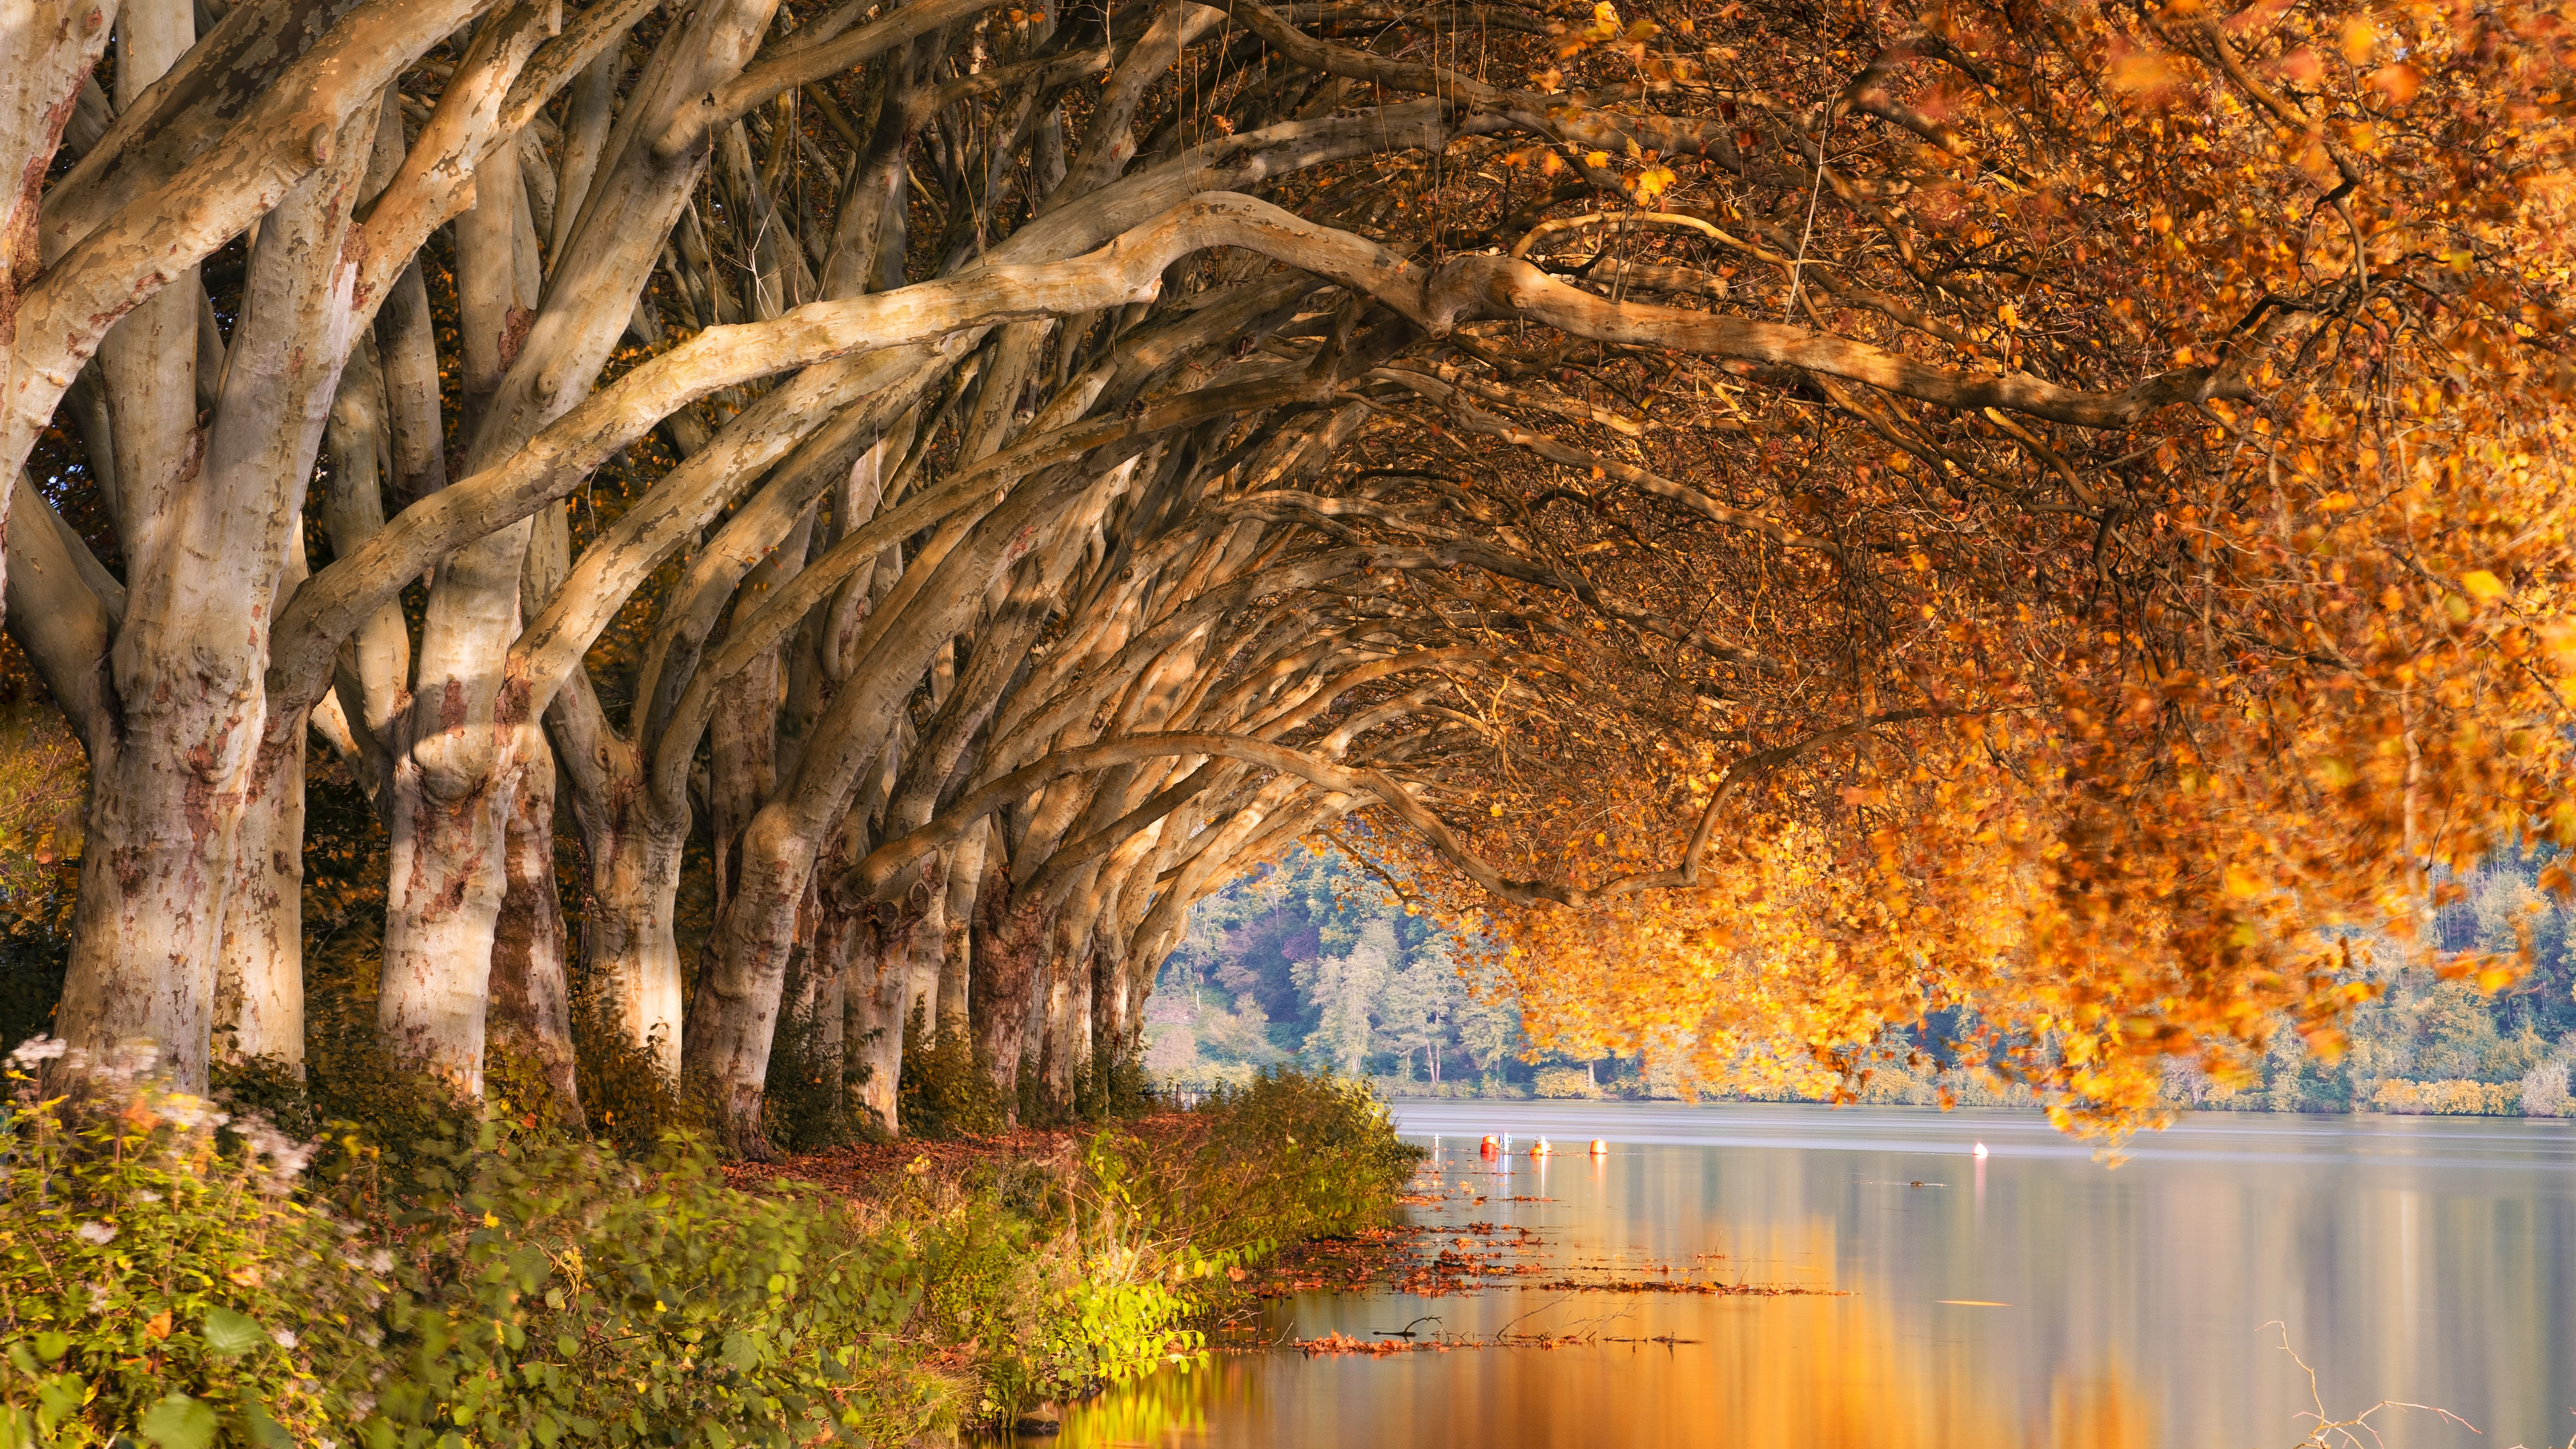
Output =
[
  {"x1": 2108, "y1": 44, "x2": 2181, "y2": 97},
  {"x1": 2461, "y1": 570, "x2": 2508, "y2": 602},
  {"x1": 2223, "y1": 865, "x2": 2263, "y2": 899}
]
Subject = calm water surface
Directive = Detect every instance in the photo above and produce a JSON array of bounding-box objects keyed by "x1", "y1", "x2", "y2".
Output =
[{"x1": 1058, "y1": 1102, "x2": 2576, "y2": 1449}]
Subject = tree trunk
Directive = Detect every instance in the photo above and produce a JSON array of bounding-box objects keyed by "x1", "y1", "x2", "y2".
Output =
[
  {"x1": 709, "y1": 619, "x2": 786, "y2": 912},
  {"x1": 937, "y1": 826, "x2": 985, "y2": 1034},
  {"x1": 847, "y1": 893, "x2": 928, "y2": 1134},
  {"x1": 92, "y1": 0, "x2": 197, "y2": 539},
  {"x1": 1091, "y1": 922, "x2": 1130, "y2": 1083},
  {"x1": 377, "y1": 0, "x2": 780, "y2": 1097},
  {"x1": 684, "y1": 804, "x2": 830, "y2": 1155},
  {"x1": 215, "y1": 732, "x2": 306, "y2": 1067},
  {"x1": 489, "y1": 737, "x2": 583, "y2": 1124},
  {"x1": 52, "y1": 99, "x2": 370, "y2": 1090},
  {"x1": 0, "y1": 1, "x2": 118, "y2": 549},
  {"x1": 1038, "y1": 950, "x2": 1074, "y2": 1117},
  {"x1": 797, "y1": 898, "x2": 847, "y2": 1108},
  {"x1": 378, "y1": 748, "x2": 515, "y2": 1095},
  {"x1": 839, "y1": 904, "x2": 889, "y2": 1131},
  {"x1": 376, "y1": 130, "x2": 538, "y2": 1092},
  {"x1": 906, "y1": 873, "x2": 945, "y2": 1053},
  {"x1": 57, "y1": 727, "x2": 233, "y2": 1087},
  {"x1": 567, "y1": 760, "x2": 690, "y2": 1079},
  {"x1": 971, "y1": 877, "x2": 1047, "y2": 1130},
  {"x1": 1044, "y1": 910, "x2": 1097, "y2": 1114}
]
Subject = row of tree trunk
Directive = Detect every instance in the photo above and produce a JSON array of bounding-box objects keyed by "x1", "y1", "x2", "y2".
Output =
[{"x1": 3, "y1": 0, "x2": 2483, "y2": 1148}]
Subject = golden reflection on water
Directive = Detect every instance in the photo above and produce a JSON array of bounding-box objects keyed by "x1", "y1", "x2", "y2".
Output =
[
  {"x1": 1061, "y1": 1106, "x2": 2576, "y2": 1449},
  {"x1": 1063, "y1": 1216, "x2": 2152, "y2": 1449}
]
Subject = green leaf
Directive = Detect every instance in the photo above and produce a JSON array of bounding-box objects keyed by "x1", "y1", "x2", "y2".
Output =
[
  {"x1": 34, "y1": 1373, "x2": 83, "y2": 1430},
  {"x1": 241, "y1": 1396, "x2": 296, "y2": 1449},
  {"x1": 201, "y1": 1306, "x2": 267, "y2": 1356},
  {"x1": 30, "y1": 1333, "x2": 69, "y2": 1366},
  {"x1": 140, "y1": 1393, "x2": 219, "y2": 1449}
]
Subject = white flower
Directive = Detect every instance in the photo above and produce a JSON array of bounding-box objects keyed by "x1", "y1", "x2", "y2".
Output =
[
  {"x1": 368, "y1": 1250, "x2": 394, "y2": 1275},
  {"x1": 157, "y1": 1094, "x2": 227, "y2": 1132},
  {"x1": 7, "y1": 1036, "x2": 66, "y2": 1066},
  {"x1": 135, "y1": 1191, "x2": 162, "y2": 1204},
  {"x1": 73, "y1": 1221, "x2": 117, "y2": 1246},
  {"x1": 270, "y1": 1328, "x2": 299, "y2": 1349},
  {"x1": 101, "y1": 1042, "x2": 159, "y2": 1080},
  {"x1": 233, "y1": 1115, "x2": 316, "y2": 1193}
]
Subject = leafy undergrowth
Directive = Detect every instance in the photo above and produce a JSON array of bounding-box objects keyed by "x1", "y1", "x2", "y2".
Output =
[{"x1": 0, "y1": 1060, "x2": 1417, "y2": 1446}]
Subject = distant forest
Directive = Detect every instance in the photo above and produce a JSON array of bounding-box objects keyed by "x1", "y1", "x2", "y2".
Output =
[
  {"x1": 1144, "y1": 846, "x2": 1550, "y2": 1095},
  {"x1": 2196, "y1": 863, "x2": 2576, "y2": 1116},
  {"x1": 1150, "y1": 848, "x2": 2576, "y2": 1116}
]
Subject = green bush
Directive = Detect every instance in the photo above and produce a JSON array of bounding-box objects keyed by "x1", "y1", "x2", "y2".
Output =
[
  {"x1": 548, "y1": 988, "x2": 700, "y2": 1159},
  {"x1": 1073, "y1": 1046, "x2": 1154, "y2": 1124},
  {"x1": 1, "y1": 1055, "x2": 1416, "y2": 1444},
  {"x1": 761, "y1": 994, "x2": 865, "y2": 1157},
  {"x1": 0, "y1": 1059, "x2": 947, "y2": 1448},
  {"x1": 361, "y1": 1122, "x2": 944, "y2": 1448},
  {"x1": 896, "y1": 1007, "x2": 1004, "y2": 1139},
  {"x1": 862, "y1": 1155, "x2": 1196, "y2": 1424},
  {"x1": 1073, "y1": 1068, "x2": 1421, "y2": 1294},
  {"x1": 0, "y1": 1044, "x2": 382, "y2": 1448}
]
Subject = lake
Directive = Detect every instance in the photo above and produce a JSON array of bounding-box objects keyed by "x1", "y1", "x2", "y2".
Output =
[{"x1": 1056, "y1": 1100, "x2": 2576, "y2": 1449}]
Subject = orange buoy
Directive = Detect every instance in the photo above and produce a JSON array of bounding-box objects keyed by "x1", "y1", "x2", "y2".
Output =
[
  {"x1": 1589, "y1": 1139, "x2": 1607, "y2": 1155},
  {"x1": 1531, "y1": 1138, "x2": 1554, "y2": 1157},
  {"x1": 1480, "y1": 1134, "x2": 1499, "y2": 1156}
]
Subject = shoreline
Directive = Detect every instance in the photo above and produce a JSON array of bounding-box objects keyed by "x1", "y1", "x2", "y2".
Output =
[{"x1": 1358, "y1": 1092, "x2": 2576, "y2": 1123}]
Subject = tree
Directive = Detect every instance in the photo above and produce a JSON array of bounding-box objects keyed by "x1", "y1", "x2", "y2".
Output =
[
  {"x1": 5, "y1": 0, "x2": 2568, "y2": 1151},
  {"x1": 1379, "y1": 937, "x2": 1460, "y2": 1083},
  {"x1": 1293, "y1": 919, "x2": 1396, "y2": 1077}
]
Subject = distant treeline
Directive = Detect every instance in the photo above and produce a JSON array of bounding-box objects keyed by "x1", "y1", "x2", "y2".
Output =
[
  {"x1": 1145, "y1": 847, "x2": 1536, "y2": 1093},
  {"x1": 1154, "y1": 850, "x2": 2576, "y2": 1117}
]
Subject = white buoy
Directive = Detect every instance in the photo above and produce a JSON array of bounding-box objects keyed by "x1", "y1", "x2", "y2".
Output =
[{"x1": 1972, "y1": 1141, "x2": 1990, "y2": 1159}]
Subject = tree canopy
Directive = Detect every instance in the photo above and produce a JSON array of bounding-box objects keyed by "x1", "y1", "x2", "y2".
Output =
[{"x1": 4, "y1": 0, "x2": 2571, "y2": 1148}]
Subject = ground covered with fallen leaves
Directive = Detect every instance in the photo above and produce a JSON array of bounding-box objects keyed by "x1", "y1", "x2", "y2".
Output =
[{"x1": 714, "y1": 1118, "x2": 1125, "y2": 1197}]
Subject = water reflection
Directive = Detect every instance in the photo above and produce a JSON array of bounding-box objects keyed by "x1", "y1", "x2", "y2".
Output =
[{"x1": 1059, "y1": 1103, "x2": 2576, "y2": 1449}]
